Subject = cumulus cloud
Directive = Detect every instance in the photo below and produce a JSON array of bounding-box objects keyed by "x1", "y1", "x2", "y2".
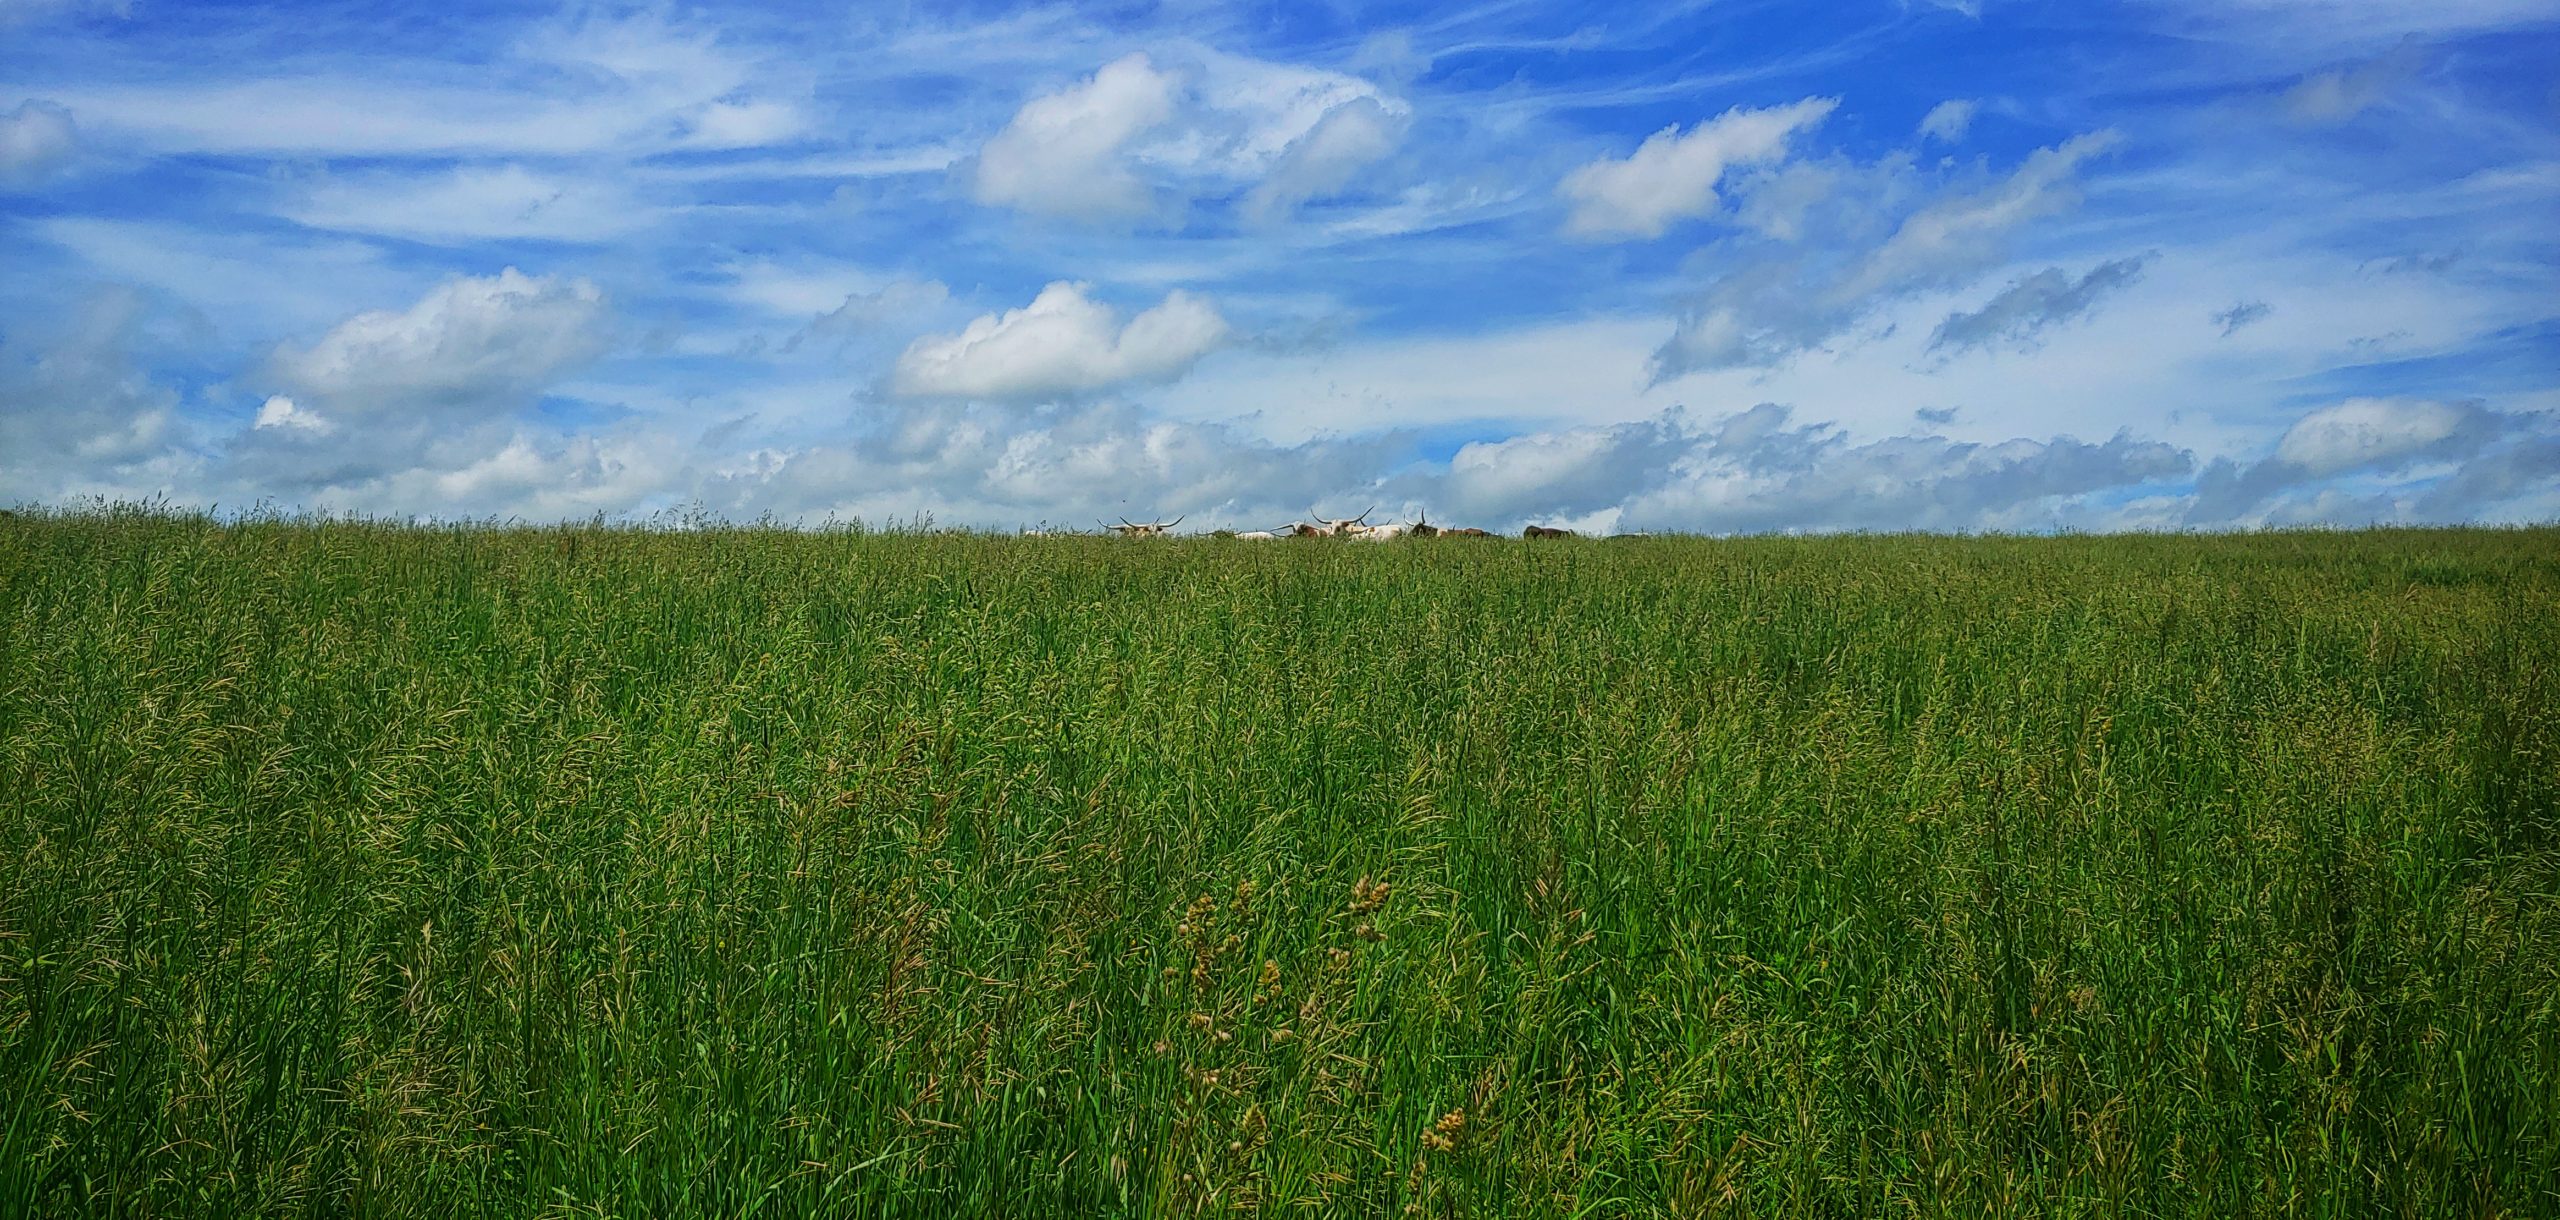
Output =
[
  {"x1": 1655, "y1": 130, "x2": 2123, "y2": 378},
  {"x1": 2410, "y1": 432, "x2": 2560, "y2": 522},
  {"x1": 0, "y1": 288, "x2": 185, "y2": 501},
  {"x1": 0, "y1": 100, "x2": 78, "y2": 188},
  {"x1": 1620, "y1": 404, "x2": 2195, "y2": 534},
  {"x1": 696, "y1": 398, "x2": 1411, "y2": 529},
  {"x1": 1240, "y1": 95, "x2": 1406, "y2": 224},
  {"x1": 892, "y1": 282, "x2": 1229, "y2": 401},
  {"x1": 685, "y1": 398, "x2": 2202, "y2": 536},
  {"x1": 1562, "y1": 98, "x2": 1837, "y2": 239},
  {"x1": 253, "y1": 395, "x2": 333, "y2": 434},
  {"x1": 1441, "y1": 414, "x2": 1692, "y2": 522},
  {"x1": 1928, "y1": 256, "x2": 2150, "y2": 354},
  {"x1": 970, "y1": 53, "x2": 1181, "y2": 221},
  {"x1": 2273, "y1": 397, "x2": 2496, "y2": 475},
  {"x1": 1918, "y1": 99, "x2": 1978, "y2": 144},
  {"x1": 270, "y1": 268, "x2": 611, "y2": 416},
  {"x1": 208, "y1": 412, "x2": 692, "y2": 523},
  {"x1": 2186, "y1": 397, "x2": 2535, "y2": 524},
  {"x1": 965, "y1": 47, "x2": 1407, "y2": 226},
  {"x1": 1419, "y1": 403, "x2": 2193, "y2": 535}
]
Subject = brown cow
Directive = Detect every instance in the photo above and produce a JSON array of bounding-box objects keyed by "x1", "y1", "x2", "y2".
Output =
[{"x1": 1523, "y1": 525, "x2": 1576, "y2": 539}]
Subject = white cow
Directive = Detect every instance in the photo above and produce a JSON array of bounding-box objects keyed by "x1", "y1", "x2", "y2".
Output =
[
  {"x1": 1104, "y1": 515, "x2": 1184, "y2": 537},
  {"x1": 1297, "y1": 508, "x2": 1374, "y2": 538}
]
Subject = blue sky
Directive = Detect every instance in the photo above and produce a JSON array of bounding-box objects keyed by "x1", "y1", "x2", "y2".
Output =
[{"x1": 3, "y1": 0, "x2": 2555, "y2": 531}]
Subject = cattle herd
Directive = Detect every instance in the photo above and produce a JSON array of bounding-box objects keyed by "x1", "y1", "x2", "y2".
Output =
[{"x1": 1082, "y1": 509, "x2": 1586, "y2": 540}]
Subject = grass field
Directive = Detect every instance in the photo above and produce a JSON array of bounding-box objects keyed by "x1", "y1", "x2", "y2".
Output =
[{"x1": 2, "y1": 508, "x2": 2555, "y2": 1217}]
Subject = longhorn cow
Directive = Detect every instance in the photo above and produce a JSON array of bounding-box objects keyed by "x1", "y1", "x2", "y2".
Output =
[
  {"x1": 1103, "y1": 515, "x2": 1185, "y2": 538},
  {"x1": 1296, "y1": 508, "x2": 1375, "y2": 538}
]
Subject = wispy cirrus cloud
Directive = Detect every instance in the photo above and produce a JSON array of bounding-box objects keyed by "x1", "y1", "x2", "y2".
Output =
[
  {"x1": 1652, "y1": 130, "x2": 2125, "y2": 378},
  {"x1": 1929, "y1": 256, "x2": 2151, "y2": 354},
  {"x1": 0, "y1": 99, "x2": 77, "y2": 187}
]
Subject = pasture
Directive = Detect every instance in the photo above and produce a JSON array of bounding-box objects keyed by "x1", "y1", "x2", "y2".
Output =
[{"x1": 2, "y1": 509, "x2": 2555, "y2": 1217}]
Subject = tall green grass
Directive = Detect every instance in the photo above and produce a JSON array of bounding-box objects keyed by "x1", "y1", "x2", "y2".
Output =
[{"x1": 2, "y1": 508, "x2": 2554, "y2": 1217}]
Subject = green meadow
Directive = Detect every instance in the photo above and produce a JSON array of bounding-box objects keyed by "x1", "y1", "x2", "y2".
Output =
[{"x1": 3, "y1": 508, "x2": 2555, "y2": 1218}]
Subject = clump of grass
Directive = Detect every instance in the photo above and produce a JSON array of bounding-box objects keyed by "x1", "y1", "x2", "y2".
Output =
[{"x1": 1, "y1": 507, "x2": 2555, "y2": 1217}]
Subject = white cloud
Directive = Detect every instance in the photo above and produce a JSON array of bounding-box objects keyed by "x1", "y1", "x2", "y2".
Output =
[
  {"x1": 1561, "y1": 98, "x2": 1837, "y2": 239},
  {"x1": 677, "y1": 99, "x2": 807, "y2": 148},
  {"x1": 31, "y1": 216, "x2": 411, "y2": 341},
  {"x1": 2185, "y1": 396, "x2": 2541, "y2": 524},
  {"x1": 1615, "y1": 405, "x2": 2195, "y2": 534},
  {"x1": 1240, "y1": 96, "x2": 1406, "y2": 223},
  {"x1": 893, "y1": 282, "x2": 1228, "y2": 401},
  {"x1": 2282, "y1": 42, "x2": 2424, "y2": 123},
  {"x1": 1919, "y1": 99, "x2": 1978, "y2": 143},
  {"x1": 416, "y1": 431, "x2": 684, "y2": 519},
  {"x1": 0, "y1": 99, "x2": 77, "y2": 187},
  {"x1": 965, "y1": 47, "x2": 1408, "y2": 225},
  {"x1": 283, "y1": 164, "x2": 653, "y2": 244},
  {"x1": 970, "y1": 53, "x2": 1181, "y2": 221},
  {"x1": 2273, "y1": 397, "x2": 2489, "y2": 475},
  {"x1": 0, "y1": 288, "x2": 184, "y2": 501},
  {"x1": 272, "y1": 268, "x2": 610, "y2": 415},
  {"x1": 1173, "y1": 46, "x2": 1402, "y2": 181},
  {"x1": 700, "y1": 398, "x2": 1408, "y2": 528},
  {"x1": 2131, "y1": 0, "x2": 2556, "y2": 57},
  {"x1": 1442, "y1": 416, "x2": 1691, "y2": 521},
  {"x1": 1849, "y1": 130, "x2": 2121, "y2": 297},
  {"x1": 1731, "y1": 162, "x2": 1841, "y2": 241},
  {"x1": 1655, "y1": 130, "x2": 2124, "y2": 377},
  {"x1": 41, "y1": 11, "x2": 803, "y2": 159},
  {"x1": 682, "y1": 398, "x2": 2196, "y2": 535},
  {"x1": 253, "y1": 394, "x2": 333, "y2": 434}
]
